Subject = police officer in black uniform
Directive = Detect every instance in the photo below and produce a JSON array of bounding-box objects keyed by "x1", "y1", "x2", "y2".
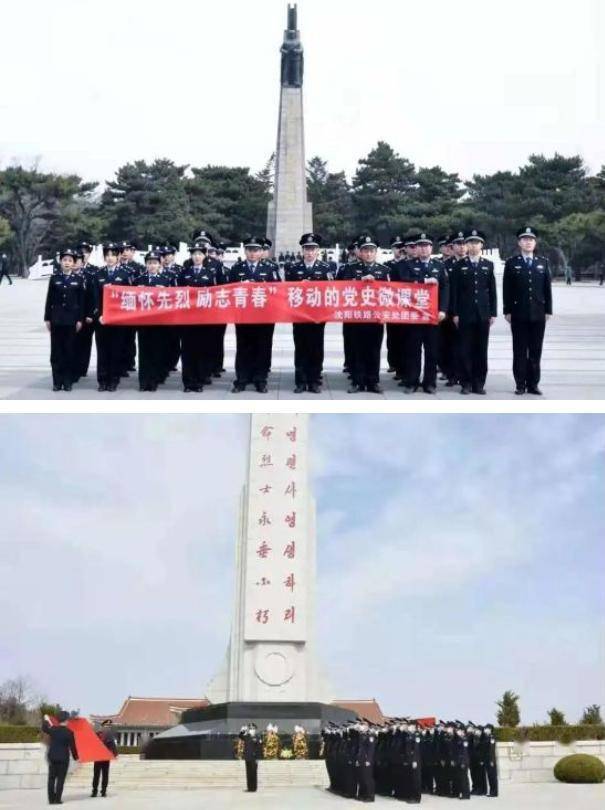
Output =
[
  {"x1": 437, "y1": 233, "x2": 459, "y2": 385},
  {"x1": 94, "y1": 242, "x2": 131, "y2": 391},
  {"x1": 160, "y1": 244, "x2": 183, "y2": 374},
  {"x1": 178, "y1": 241, "x2": 219, "y2": 392},
  {"x1": 239, "y1": 724, "x2": 263, "y2": 792},
  {"x1": 73, "y1": 241, "x2": 99, "y2": 380},
  {"x1": 118, "y1": 240, "x2": 144, "y2": 374},
  {"x1": 356, "y1": 722, "x2": 378, "y2": 802},
  {"x1": 285, "y1": 232, "x2": 334, "y2": 393},
  {"x1": 44, "y1": 248, "x2": 85, "y2": 391},
  {"x1": 339, "y1": 234, "x2": 390, "y2": 394},
  {"x1": 453, "y1": 725, "x2": 471, "y2": 800},
  {"x1": 336, "y1": 241, "x2": 359, "y2": 377},
  {"x1": 133, "y1": 249, "x2": 174, "y2": 391},
  {"x1": 480, "y1": 724, "x2": 498, "y2": 797},
  {"x1": 385, "y1": 236, "x2": 407, "y2": 379},
  {"x1": 229, "y1": 236, "x2": 281, "y2": 393},
  {"x1": 503, "y1": 226, "x2": 553, "y2": 395},
  {"x1": 396, "y1": 233, "x2": 449, "y2": 394},
  {"x1": 188, "y1": 231, "x2": 228, "y2": 376},
  {"x1": 451, "y1": 229, "x2": 497, "y2": 395}
]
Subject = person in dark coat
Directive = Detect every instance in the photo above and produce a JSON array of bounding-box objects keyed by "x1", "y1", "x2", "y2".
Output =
[
  {"x1": 480, "y1": 724, "x2": 499, "y2": 797},
  {"x1": 228, "y1": 237, "x2": 281, "y2": 393},
  {"x1": 43, "y1": 248, "x2": 85, "y2": 391},
  {"x1": 0, "y1": 252, "x2": 12, "y2": 285},
  {"x1": 338, "y1": 234, "x2": 390, "y2": 394},
  {"x1": 94, "y1": 243, "x2": 132, "y2": 391},
  {"x1": 42, "y1": 711, "x2": 78, "y2": 805},
  {"x1": 396, "y1": 233, "x2": 449, "y2": 394},
  {"x1": 134, "y1": 250, "x2": 174, "y2": 391},
  {"x1": 239, "y1": 724, "x2": 263, "y2": 792},
  {"x1": 503, "y1": 226, "x2": 553, "y2": 395},
  {"x1": 178, "y1": 241, "x2": 219, "y2": 392},
  {"x1": 285, "y1": 232, "x2": 334, "y2": 393},
  {"x1": 450, "y1": 229, "x2": 497, "y2": 395},
  {"x1": 91, "y1": 719, "x2": 118, "y2": 798}
]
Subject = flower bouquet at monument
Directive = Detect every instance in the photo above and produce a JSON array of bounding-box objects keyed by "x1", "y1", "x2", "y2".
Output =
[
  {"x1": 292, "y1": 724, "x2": 308, "y2": 759},
  {"x1": 279, "y1": 748, "x2": 293, "y2": 759},
  {"x1": 263, "y1": 723, "x2": 281, "y2": 759}
]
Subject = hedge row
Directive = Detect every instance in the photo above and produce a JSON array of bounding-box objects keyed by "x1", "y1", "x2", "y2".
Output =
[
  {"x1": 0, "y1": 725, "x2": 40, "y2": 743},
  {"x1": 117, "y1": 746, "x2": 140, "y2": 755},
  {"x1": 496, "y1": 725, "x2": 605, "y2": 743}
]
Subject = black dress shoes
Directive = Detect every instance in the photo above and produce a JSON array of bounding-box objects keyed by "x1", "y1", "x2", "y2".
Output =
[
  {"x1": 293, "y1": 384, "x2": 306, "y2": 394},
  {"x1": 527, "y1": 386, "x2": 543, "y2": 395}
]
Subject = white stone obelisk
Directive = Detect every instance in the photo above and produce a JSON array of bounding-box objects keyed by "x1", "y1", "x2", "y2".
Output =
[
  {"x1": 207, "y1": 414, "x2": 329, "y2": 703},
  {"x1": 266, "y1": 4, "x2": 313, "y2": 257}
]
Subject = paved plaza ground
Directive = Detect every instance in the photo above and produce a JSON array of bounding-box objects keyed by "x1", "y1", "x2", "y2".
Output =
[
  {"x1": 1, "y1": 783, "x2": 604, "y2": 808},
  {"x1": 1, "y1": 278, "x2": 604, "y2": 400}
]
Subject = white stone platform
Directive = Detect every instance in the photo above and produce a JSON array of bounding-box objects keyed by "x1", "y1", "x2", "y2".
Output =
[{"x1": 1, "y1": 279, "x2": 604, "y2": 399}]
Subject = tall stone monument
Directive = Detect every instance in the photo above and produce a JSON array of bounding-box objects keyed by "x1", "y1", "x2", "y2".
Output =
[
  {"x1": 207, "y1": 413, "x2": 327, "y2": 703},
  {"x1": 266, "y1": 4, "x2": 313, "y2": 257},
  {"x1": 146, "y1": 414, "x2": 354, "y2": 760}
]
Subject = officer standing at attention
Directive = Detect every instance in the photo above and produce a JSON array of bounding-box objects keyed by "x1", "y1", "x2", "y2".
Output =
[
  {"x1": 134, "y1": 250, "x2": 174, "y2": 391},
  {"x1": 339, "y1": 234, "x2": 390, "y2": 394},
  {"x1": 480, "y1": 724, "x2": 499, "y2": 797},
  {"x1": 178, "y1": 241, "x2": 218, "y2": 392},
  {"x1": 453, "y1": 725, "x2": 471, "y2": 800},
  {"x1": 239, "y1": 724, "x2": 263, "y2": 792},
  {"x1": 91, "y1": 719, "x2": 118, "y2": 798},
  {"x1": 397, "y1": 233, "x2": 448, "y2": 394},
  {"x1": 42, "y1": 711, "x2": 78, "y2": 805},
  {"x1": 73, "y1": 242, "x2": 99, "y2": 381},
  {"x1": 94, "y1": 243, "x2": 131, "y2": 392},
  {"x1": 503, "y1": 226, "x2": 552, "y2": 395},
  {"x1": 44, "y1": 247, "x2": 85, "y2": 392},
  {"x1": 451, "y1": 229, "x2": 497, "y2": 395},
  {"x1": 285, "y1": 232, "x2": 333, "y2": 393},
  {"x1": 160, "y1": 245, "x2": 183, "y2": 374},
  {"x1": 437, "y1": 234, "x2": 458, "y2": 386},
  {"x1": 385, "y1": 236, "x2": 406, "y2": 379},
  {"x1": 229, "y1": 236, "x2": 281, "y2": 393},
  {"x1": 356, "y1": 722, "x2": 378, "y2": 803},
  {"x1": 337, "y1": 241, "x2": 359, "y2": 379},
  {"x1": 118, "y1": 240, "x2": 144, "y2": 375}
]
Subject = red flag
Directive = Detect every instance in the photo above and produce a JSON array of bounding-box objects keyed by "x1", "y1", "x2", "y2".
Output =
[{"x1": 48, "y1": 716, "x2": 115, "y2": 763}]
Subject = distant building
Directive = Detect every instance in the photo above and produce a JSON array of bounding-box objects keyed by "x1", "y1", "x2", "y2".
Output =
[{"x1": 90, "y1": 697, "x2": 208, "y2": 747}]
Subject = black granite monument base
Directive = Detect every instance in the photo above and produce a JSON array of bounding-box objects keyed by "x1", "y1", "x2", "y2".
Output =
[{"x1": 145, "y1": 701, "x2": 357, "y2": 760}]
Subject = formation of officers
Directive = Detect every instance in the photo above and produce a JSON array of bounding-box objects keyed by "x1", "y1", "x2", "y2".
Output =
[
  {"x1": 43, "y1": 225, "x2": 552, "y2": 396},
  {"x1": 322, "y1": 719, "x2": 499, "y2": 803}
]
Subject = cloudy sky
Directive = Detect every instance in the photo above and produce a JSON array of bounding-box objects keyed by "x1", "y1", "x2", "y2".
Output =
[
  {"x1": 1, "y1": 413, "x2": 604, "y2": 726},
  {"x1": 0, "y1": 0, "x2": 603, "y2": 186}
]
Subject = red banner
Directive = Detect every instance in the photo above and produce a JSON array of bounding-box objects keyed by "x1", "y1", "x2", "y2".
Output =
[{"x1": 102, "y1": 281, "x2": 438, "y2": 326}]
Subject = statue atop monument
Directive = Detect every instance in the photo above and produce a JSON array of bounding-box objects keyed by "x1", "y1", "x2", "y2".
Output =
[{"x1": 280, "y1": 4, "x2": 304, "y2": 88}]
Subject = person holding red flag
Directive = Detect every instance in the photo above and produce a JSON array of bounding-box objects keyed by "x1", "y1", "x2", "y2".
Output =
[
  {"x1": 41, "y1": 712, "x2": 78, "y2": 805},
  {"x1": 91, "y1": 719, "x2": 118, "y2": 798}
]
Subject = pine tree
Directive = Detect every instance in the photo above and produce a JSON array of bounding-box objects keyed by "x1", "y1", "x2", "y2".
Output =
[{"x1": 496, "y1": 690, "x2": 521, "y2": 727}]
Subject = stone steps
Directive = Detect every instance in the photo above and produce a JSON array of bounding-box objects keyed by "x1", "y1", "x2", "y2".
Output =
[{"x1": 67, "y1": 759, "x2": 329, "y2": 790}]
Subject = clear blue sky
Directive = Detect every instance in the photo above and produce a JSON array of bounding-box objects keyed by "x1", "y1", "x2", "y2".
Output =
[{"x1": 1, "y1": 414, "x2": 603, "y2": 725}]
